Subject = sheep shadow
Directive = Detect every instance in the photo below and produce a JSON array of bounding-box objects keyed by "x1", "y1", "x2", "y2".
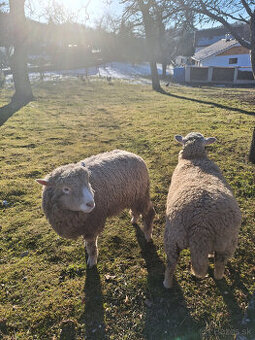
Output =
[
  {"x1": 133, "y1": 224, "x2": 202, "y2": 339},
  {"x1": 80, "y1": 265, "x2": 108, "y2": 339}
]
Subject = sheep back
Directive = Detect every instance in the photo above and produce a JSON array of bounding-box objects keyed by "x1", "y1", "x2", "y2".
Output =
[{"x1": 165, "y1": 157, "x2": 241, "y2": 254}]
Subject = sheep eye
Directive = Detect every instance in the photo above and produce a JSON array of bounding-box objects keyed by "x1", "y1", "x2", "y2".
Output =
[{"x1": 63, "y1": 187, "x2": 70, "y2": 194}]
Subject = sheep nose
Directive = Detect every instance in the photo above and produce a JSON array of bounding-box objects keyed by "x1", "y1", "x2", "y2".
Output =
[{"x1": 86, "y1": 200, "x2": 95, "y2": 209}]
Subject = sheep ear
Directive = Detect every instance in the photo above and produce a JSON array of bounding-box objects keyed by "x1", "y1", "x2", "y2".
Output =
[
  {"x1": 175, "y1": 135, "x2": 184, "y2": 144},
  {"x1": 204, "y1": 137, "x2": 216, "y2": 145},
  {"x1": 81, "y1": 162, "x2": 86, "y2": 167},
  {"x1": 36, "y1": 179, "x2": 50, "y2": 186}
]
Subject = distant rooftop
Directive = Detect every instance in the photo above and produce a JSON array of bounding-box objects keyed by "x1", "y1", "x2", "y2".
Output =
[
  {"x1": 194, "y1": 23, "x2": 250, "y2": 48},
  {"x1": 192, "y1": 38, "x2": 239, "y2": 61}
]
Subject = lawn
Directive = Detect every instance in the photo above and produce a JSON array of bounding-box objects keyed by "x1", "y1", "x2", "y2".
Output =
[{"x1": 0, "y1": 79, "x2": 255, "y2": 339}]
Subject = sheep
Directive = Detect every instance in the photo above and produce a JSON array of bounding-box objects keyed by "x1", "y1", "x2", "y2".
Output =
[
  {"x1": 37, "y1": 150, "x2": 155, "y2": 267},
  {"x1": 163, "y1": 132, "x2": 241, "y2": 289}
]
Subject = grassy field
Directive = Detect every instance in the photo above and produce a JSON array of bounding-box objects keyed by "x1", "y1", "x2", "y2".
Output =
[{"x1": 0, "y1": 79, "x2": 255, "y2": 339}]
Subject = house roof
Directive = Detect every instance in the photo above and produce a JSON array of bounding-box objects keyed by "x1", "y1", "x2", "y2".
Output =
[
  {"x1": 192, "y1": 39, "x2": 239, "y2": 61},
  {"x1": 194, "y1": 24, "x2": 249, "y2": 45}
]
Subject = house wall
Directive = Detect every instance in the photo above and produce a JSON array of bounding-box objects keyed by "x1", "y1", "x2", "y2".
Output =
[
  {"x1": 218, "y1": 46, "x2": 249, "y2": 55},
  {"x1": 201, "y1": 53, "x2": 250, "y2": 67}
]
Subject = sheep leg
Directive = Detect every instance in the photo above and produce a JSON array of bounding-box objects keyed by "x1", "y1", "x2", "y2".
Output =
[
  {"x1": 130, "y1": 209, "x2": 140, "y2": 224},
  {"x1": 163, "y1": 249, "x2": 180, "y2": 289},
  {"x1": 142, "y1": 203, "x2": 155, "y2": 242},
  {"x1": 85, "y1": 237, "x2": 98, "y2": 268},
  {"x1": 214, "y1": 252, "x2": 229, "y2": 280}
]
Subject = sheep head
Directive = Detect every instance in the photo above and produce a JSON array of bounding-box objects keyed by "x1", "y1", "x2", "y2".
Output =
[
  {"x1": 175, "y1": 132, "x2": 216, "y2": 159},
  {"x1": 36, "y1": 164, "x2": 95, "y2": 213}
]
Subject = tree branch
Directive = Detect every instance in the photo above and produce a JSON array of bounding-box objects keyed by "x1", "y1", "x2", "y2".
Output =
[
  {"x1": 241, "y1": 0, "x2": 253, "y2": 17},
  {"x1": 195, "y1": 0, "x2": 251, "y2": 49}
]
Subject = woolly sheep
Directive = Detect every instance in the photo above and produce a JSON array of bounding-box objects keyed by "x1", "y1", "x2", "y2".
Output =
[
  {"x1": 37, "y1": 150, "x2": 155, "y2": 267},
  {"x1": 163, "y1": 132, "x2": 241, "y2": 289}
]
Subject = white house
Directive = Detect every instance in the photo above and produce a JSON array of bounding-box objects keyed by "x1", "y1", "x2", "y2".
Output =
[
  {"x1": 192, "y1": 38, "x2": 251, "y2": 68},
  {"x1": 184, "y1": 38, "x2": 254, "y2": 84}
]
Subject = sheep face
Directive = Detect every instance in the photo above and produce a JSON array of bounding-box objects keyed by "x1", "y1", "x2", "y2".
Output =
[
  {"x1": 57, "y1": 172, "x2": 95, "y2": 213},
  {"x1": 175, "y1": 132, "x2": 216, "y2": 159},
  {"x1": 37, "y1": 166, "x2": 95, "y2": 213}
]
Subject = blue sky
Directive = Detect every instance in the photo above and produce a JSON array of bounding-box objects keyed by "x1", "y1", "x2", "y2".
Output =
[
  {"x1": 28, "y1": 0, "x2": 232, "y2": 30},
  {"x1": 29, "y1": 0, "x2": 123, "y2": 25}
]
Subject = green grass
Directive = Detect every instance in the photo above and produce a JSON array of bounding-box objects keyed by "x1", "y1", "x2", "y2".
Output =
[{"x1": 0, "y1": 79, "x2": 255, "y2": 339}]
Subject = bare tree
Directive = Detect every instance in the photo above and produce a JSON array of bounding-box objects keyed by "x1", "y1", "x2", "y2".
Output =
[
  {"x1": 121, "y1": 0, "x2": 166, "y2": 91},
  {"x1": 0, "y1": 0, "x2": 33, "y2": 126},
  {"x1": 121, "y1": 0, "x2": 194, "y2": 90},
  {"x1": 178, "y1": 0, "x2": 255, "y2": 163},
  {"x1": 39, "y1": 0, "x2": 79, "y2": 24},
  {"x1": 138, "y1": 0, "x2": 162, "y2": 90}
]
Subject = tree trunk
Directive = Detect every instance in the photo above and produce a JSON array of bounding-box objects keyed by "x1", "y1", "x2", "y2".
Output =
[
  {"x1": 138, "y1": 0, "x2": 162, "y2": 92},
  {"x1": 248, "y1": 13, "x2": 255, "y2": 163},
  {"x1": 162, "y1": 63, "x2": 167, "y2": 78},
  {"x1": 251, "y1": 47, "x2": 255, "y2": 80},
  {"x1": 10, "y1": 44, "x2": 33, "y2": 103},
  {"x1": 9, "y1": 0, "x2": 33, "y2": 104},
  {"x1": 248, "y1": 127, "x2": 255, "y2": 163},
  {"x1": 150, "y1": 62, "x2": 161, "y2": 91},
  {"x1": 250, "y1": 12, "x2": 255, "y2": 79}
]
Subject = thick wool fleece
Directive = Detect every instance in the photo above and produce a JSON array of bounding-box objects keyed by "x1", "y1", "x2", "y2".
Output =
[
  {"x1": 42, "y1": 150, "x2": 153, "y2": 240},
  {"x1": 164, "y1": 133, "x2": 241, "y2": 282}
]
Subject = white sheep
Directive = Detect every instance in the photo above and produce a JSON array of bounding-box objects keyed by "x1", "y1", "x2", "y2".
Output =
[
  {"x1": 163, "y1": 132, "x2": 241, "y2": 288},
  {"x1": 37, "y1": 150, "x2": 155, "y2": 267}
]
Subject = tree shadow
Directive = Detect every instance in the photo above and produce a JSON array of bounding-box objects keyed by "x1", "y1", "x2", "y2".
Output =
[
  {"x1": 160, "y1": 90, "x2": 255, "y2": 117},
  {"x1": 239, "y1": 290, "x2": 255, "y2": 339},
  {"x1": 209, "y1": 267, "x2": 244, "y2": 327},
  {"x1": 0, "y1": 99, "x2": 30, "y2": 127},
  {"x1": 209, "y1": 264, "x2": 255, "y2": 338},
  {"x1": 227, "y1": 263, "x2": 250, "y2": 297},
  {"x1": 133, "y1": 224, "x2": 202, "y2": 339},
  {"x1": 80, "y1": 262, "x2": 108, "y2": 339}
]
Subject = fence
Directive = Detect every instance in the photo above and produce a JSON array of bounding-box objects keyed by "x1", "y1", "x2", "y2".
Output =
[{"x1": 184, "y1": 66, "x2": 254, "y2": 84}]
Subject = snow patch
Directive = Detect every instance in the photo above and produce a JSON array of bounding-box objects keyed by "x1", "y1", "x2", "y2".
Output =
[{"x1": 5, "y1": 62, "x2": 170, "y2": 87}]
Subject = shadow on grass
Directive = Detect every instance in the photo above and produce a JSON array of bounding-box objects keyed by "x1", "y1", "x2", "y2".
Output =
[
  {"x1": 133, "y1": 224, "x2": 202, "y2": 340},
  {"x1": 160, "y1": 90, "x2": 255, "y2": 117},
  {"x1": 209, "y1": 265, "x2": 255, "y2": 337},
  {"x1": 80, "y1": 265, "x2": 108, "y2": 340},
  {"x1": 0, "y1": 100, "x2": 29, "y2": 127},
  {"x1": 211, "y1": 269, "x2": 243, "y2": 327},
  {"x1": 227, "y1": 263, "x2": 250, "y2": 297}
]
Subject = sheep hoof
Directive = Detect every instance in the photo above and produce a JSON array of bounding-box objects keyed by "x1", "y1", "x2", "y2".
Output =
[
  {"x1": 191, "y1": 266, "x2": 208, "y2": 279},
  {"x1": 163, "y1": 279, "x2": 173, "y2": 289},
  {"x1": 131, "y1": 216, "x2": 138, "y2": 224},
  {"x1": 87, "y1": 256, "x2": 97, "y2": 268}
]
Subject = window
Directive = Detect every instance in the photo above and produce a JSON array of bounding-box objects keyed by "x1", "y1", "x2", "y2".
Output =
[{"x1": 229, "y1": 57, "x2": 238, "y2": 64}]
